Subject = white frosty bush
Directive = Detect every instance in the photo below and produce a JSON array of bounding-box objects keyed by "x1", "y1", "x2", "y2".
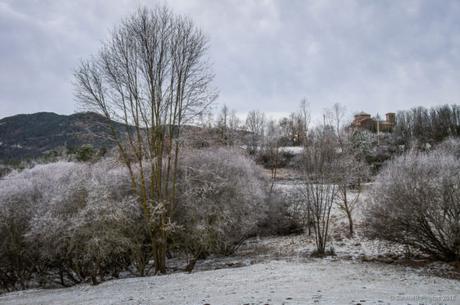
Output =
[
  {"x1": 0, "y1": 161, "x2": 147, "y2": 289},
  {"x1": 0, "y1": 170, "x2": 40, "y2": 291},
  {"x1": 0, "y1": 148, "x2": 296, "y2": 287},
  {"x1": 365, "y1": 146, "x2": 460, "y2": 261},
  {"x1": 174, "y1": 148, "x2": 268, "y2": 269}
]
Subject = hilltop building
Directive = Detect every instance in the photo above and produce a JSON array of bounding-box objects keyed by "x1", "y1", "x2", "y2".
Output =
[{"x1": 351, "y1": 112, "x2": 396, "y2": 132}]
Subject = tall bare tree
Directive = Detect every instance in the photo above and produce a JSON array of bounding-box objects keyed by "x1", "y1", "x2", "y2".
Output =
[
  {"x1": 298, "y1": 98, "x2": 311, "y2": 147},
  {"x1": 301, "y1": 125, "x2": 339, "y2": 255},
  {"x1": 74, "y1": 6, "x2": 216, "y2": 274},
  {"x1": 265, "y1": 119, "x2": 281, "y2": 192},
  {"x1": 217, "y1": 104, "x2": 230, "y2": 144},
  {"x1": 245, "y1": 110, "x2": 265, "y2": 154},
  {"x1": 334, "y1": 145, "x2": 370, "y2": 236},
  {"x1": 277, "y1": 100, "x2": 310, "y2": 146},
  {"x1": 325, "y1": 103, "x2": 346, "y2": 148}
]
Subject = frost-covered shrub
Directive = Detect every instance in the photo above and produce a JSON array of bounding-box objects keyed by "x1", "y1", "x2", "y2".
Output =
[
  {"x1": 0, "y1": 174, "x2": 39, "y2": 291},
  {"x1": 174, "y1": 148, "x2": 268, "y2": 264},
  {"x1": 256, "y1": 150, "x2": 298, "y2": 169},
  {"x1": 257, "y1": 190, "x2": 304, "y2": 236},
  {"x1": 0, "y1": 165, "x2": 12, "y2": 178},
  {"x1": 0, "y1": 162, "x2": 83, "y2": 290},
  {"x1": 0, "y1": 160, "x2": 148, "y2": 290},
  {"x1": 435, "y1": 137, "x2": 460, "y2": 158},
  {"x1": 29, "y1": 193, "x2": 143, "y2": 285},
  {"x1": 365, "y1": 147, "x2": 460, "y2": 261}
]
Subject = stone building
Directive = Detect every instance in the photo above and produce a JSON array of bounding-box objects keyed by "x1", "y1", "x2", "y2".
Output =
[{"x1": 351, "y1": 112, "x2": 396, "y2": 132}]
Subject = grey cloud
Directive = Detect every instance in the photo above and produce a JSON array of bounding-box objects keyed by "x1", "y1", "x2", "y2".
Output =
[{"x1": 0, "y1": 0, "x2": 459, "y2": 120}]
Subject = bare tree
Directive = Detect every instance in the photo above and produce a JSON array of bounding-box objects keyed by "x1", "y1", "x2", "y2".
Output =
[
  {"x1": 298, "y1": 98, "x2": 311, "y2": 147},
  {"x1": 228, "y1": 109, "x2": 241, "y2": 131},
  {"x1": 275, "y1": 101, "x2": 310, "y2": 147},
  {"x1": 324, "y1": 103, "x2": 346, "y2": 148},
  {"x1": 227, "y1": 109, "x2": 241, "y2": 146},
  {"x1": 300, "y1": 125, "x2": 339, "y2": 255},
  {"x1": 245, "y1": 110, "x2": 265, "y2": 154},
  {"x1": 216, "y1": 105, "x2": 241, "y2": 146},
  {"x1": 334, "y1": 145, "x2": 370, "y2": 236},
  {"x1": 301, "y1": 179, "x2": 338, "y2": 255},
  {"x1": 74, "y1": 6, "x2": 216, "y2": 274},
  {"x1": 265, "y1": 119, "x2": 281, "y2": 192},
  {"x1": 217, "y1": 104, "x2": 230, "y2": 144}
]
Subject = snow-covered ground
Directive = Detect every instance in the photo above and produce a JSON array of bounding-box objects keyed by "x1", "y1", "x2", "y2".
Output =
[{"x1": 1, "y1": 259, "x2": 458, "y2": 305}]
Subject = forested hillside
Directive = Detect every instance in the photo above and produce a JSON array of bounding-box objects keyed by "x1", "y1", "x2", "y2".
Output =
[{"x1": 0, "y1": 112, "x2": 123, "y2": 162}]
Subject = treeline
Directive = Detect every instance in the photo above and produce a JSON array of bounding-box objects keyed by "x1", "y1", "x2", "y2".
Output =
[
  {"x1": 208, "y1": 103, "x2": 460, "y2": 171},
  {"x1": 208, "y1": 100, "x2": 310, "y2": 149},
  {"x1": 213, "y1": 103, "x2": 460, "y2": 149},
  {"x1": 394, "y1": 104, "x2": 460, "y2": 146}
]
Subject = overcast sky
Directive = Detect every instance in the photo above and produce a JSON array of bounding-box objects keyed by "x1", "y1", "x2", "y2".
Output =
[{"x1": 1, "y1": 0, "x2": 460, "y2": 122}]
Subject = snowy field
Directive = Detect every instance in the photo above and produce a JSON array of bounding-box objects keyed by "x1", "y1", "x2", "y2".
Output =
[{"x1": 1, "y1": 259, "x2": 458, "y2": 305}]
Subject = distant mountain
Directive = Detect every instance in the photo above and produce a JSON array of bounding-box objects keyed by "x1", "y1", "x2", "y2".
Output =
[
  {"x1": 0, "y1": 111, "x2": 252, "y2": 164},
  {"x1": 0, "y1": 112, "x2": 123, "y2": 163}
]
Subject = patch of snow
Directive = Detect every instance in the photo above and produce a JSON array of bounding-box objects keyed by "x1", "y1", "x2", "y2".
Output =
[
  {"x1": 1, "y1": 260, "x2": 458, "y2": 305},
  {"x1": 279, "y1": 146, "x2": 304, "y2": 154}
]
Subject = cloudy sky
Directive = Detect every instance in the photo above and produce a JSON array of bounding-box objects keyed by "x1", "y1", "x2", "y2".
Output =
[{"x1": 1, "y1": 0, "x2": 460, "y2": 122}]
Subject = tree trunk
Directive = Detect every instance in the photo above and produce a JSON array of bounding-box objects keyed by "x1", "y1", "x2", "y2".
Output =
[
  {"x1": 342, "y1": 188, "x2": 354, "y2": 237},
  {"x1": 185, "y1": 251, "x2": 202, "y2": 273},
  {"x1": 346, "y1": 209, "x2": 354, "y2": 237},
  {"x1": 153, "y1": 231, "x2": 167, "y2": 274}
]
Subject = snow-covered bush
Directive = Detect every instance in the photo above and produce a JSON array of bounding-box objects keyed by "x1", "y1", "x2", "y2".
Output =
[
  {"x1": 258, "y1": 189, "x2": 304, "y2": 236},
  {"x1": 0, "y1": 172, "x2": 40, "y2": 291},
  {"x1": 365, "y1": 146, "x2": 460, "y2": 261},
  {"x1": 0, "y1": 165, "x2": 12, "y2": 178},
  {"x1": 0, "y1": 161, "x2": 148, "y2": 290},
  {"x1": 435, "y1": 137, "x2": 460, "y2": 158},
  {"x1": 173, "y1": 148, "x2": 268, "y2": 267}
]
